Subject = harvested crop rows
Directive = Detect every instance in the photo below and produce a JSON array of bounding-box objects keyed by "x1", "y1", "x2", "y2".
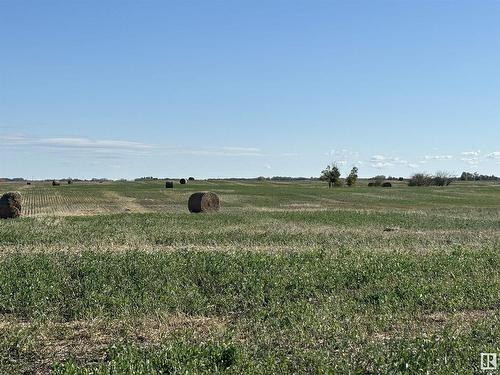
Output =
[{"x1": 20, "y1": 184, "x2": 111, "y2": 216}]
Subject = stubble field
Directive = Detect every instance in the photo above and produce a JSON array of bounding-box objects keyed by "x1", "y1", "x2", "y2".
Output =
[{"x1": 0, "y1": 180, "x2": 499, "y2": 374}]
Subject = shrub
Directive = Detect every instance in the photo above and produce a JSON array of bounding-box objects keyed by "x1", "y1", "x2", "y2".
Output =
[
  {"x1": 408, "y1": 173, "x2": 433, "y2": 187},
  {"x1": 409, "y1": 172, "x2": 453, "y2": 187},
  {"x1": 433, "y1": 171, "x2": 453, "y2": 186}
]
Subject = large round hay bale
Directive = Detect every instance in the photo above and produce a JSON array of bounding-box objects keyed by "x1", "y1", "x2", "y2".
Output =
[
  {"x1": 382, "y1": 182, "x2": 392, "y2": 188},
  {"x1": 0, "y1": 191, "x2": 22, "y2": 219},
  {"x1": 188, "y1": 177, "x2": 195, "y2": 181},
  {"x1": 368, "y1": 182, "x2": 374, "y2": 187},
  {"x1": 179, "y1": 178, "x2": 187, "y2": 185},
  {"x1": 188, "y1": 192, "x2": 220, "y2": 213},
  {"x1": 165, "y1": 181, "x2": 174, "y2": 189},
  {"x1": 52, "y1": 180, "x2": 60, "y2": 186},
  {"x1": 67, "y1": 180, "x2": 73, "y2": 185}
]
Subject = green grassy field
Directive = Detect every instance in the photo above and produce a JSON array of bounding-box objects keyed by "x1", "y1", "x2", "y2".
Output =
[{"x1": 0, "y1": 180, "x2": 499, "y2": 374}]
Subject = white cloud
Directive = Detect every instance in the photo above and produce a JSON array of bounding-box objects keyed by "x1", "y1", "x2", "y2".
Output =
[
  {"x1": 461, "y1": 151, "x2": 481, "y2": 157},
  {"x1": 369, "y1": 155, "x2": 410, "y2": 168},
  {"x1": 325, "y1": 149, "x2": 360, "y2": 168},
  {"x1": 461, "y1": 157, "x2": 480, "y2": 165},
  {"x1": 170, "y1": 147, "x2": 261, "y2": 156},
  {"x1": 460, "y1": 150, "x2": 481, "y2": 165},
  {"x1": 370, "y1": 155, "x2": 386, "y2": 162},
  {"x1": 424, "y1": 155, "x2": 453, "y2": 160},
  {"x1": 0, "y1": 133, "x2": 262, "y2": 157},
  {"x1": 1, "y1": 134, "x2": 153, "y2": 152},
  {"x1": 220, "y1": 147, "x2": 260, "y2": 153},
  {"x1": 371, "y1": 162, "x2": 394, "y2": 169},
  {"x1": 486, "y1": 151, "x2": 500, "y2": 160},
  {"x1": 391, "y1": 158, "x2": 410, "y2": 165}
]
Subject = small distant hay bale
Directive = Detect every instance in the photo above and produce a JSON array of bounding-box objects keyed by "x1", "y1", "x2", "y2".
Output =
[
  {"x1": 179, "y1": 178, "x2": 187, "y2": 185},
  {"x1": 67, "y1": 180, "x2": 73, "y2": 185},
  {"x1": 0, "y1": 191, "x2": 22, "y2": 219},
  {"x1": 26, "y1": 182, "x2": 31, "y2": 185},
  {"x1": 382, "y1": 182, "x2": 392, "y2": 188},
  {"x1": 368, "y1": 182, "x2": 374, "y2": 187},
  {"x1": 165, "y1": 181, "x2": 174, "y2": 189},
  {"x1": 188, "y1": 177, "x2": 195, "y2": 181},
  {"x1": 52, "y1": 180, "x2": 60, "y2": 186},
  {"x1": 188, "y1": 192, "x2": 220, "y2": 213}
]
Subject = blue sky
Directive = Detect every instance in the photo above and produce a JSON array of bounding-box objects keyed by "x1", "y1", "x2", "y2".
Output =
[{"x1": 1, "y1": 0, "x2": 499, "y2": 179}]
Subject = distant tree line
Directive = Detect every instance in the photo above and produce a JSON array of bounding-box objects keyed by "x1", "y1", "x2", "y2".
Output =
[
  {"x1": 460, "y1": 172, "x2": 499, "y2": 181},
  {"x1": 253, "y1": 176, "x2": 322, "y2": 181},
  {"x1": 408, "y1": 171, "x2": 499, "y2": 186},
  {"x1": 0, "y1": 177, "x2": 109, "y2": 182},
  {"x1": 0, "y1": 177, "x2": 26, "y2": 182},
  {"x1": 269, "y1": 176, "x2": 315, "y2": 181},
  {"x1": 386, "y1": 176, "x2": 405, "y2": 181},
  {"x1": 134, "y1": 176, "x2": 161, "y2": 181}
]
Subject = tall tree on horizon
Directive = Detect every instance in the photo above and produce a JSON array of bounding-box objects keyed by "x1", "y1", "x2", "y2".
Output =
[{"x1": 320, "y1": 163, "x2": 342, "y2": 188}]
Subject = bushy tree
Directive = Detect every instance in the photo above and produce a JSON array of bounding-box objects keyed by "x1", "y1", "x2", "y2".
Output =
[
  {"x1": 320, "y1": 164, "x2": 341, "y2": 188},
  {"x1": 433, "y1": 171, "x2": 453, "y2": 186},
  {"x1": 409, "y1": 173, "x2": 430, "y2": 186},
  {"x1": 409, "y1": 172, "x2": 454, "y2": 187},
  {"x1": 346, "y1": 167, "x2": 359, "y2": 187},
  {"x1": 408, "y1": 173, "x2": 433, "y2": 186}
]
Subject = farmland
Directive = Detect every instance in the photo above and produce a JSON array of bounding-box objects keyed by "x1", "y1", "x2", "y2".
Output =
[{"x1": 0, "y1": 180, "x2": 499, "y2": 374}]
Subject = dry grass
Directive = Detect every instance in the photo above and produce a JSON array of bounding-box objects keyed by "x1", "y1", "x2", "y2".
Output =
[{"x1": 0, "y1": 314, "x2": 226, "y2": 374}]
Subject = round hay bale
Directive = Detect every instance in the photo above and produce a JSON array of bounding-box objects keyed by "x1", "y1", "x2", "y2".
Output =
[
  {"x1": 52, "y1": 180, "x2": 60, "y2": 186},
  {"x1": 382, "y1": 182, "x2": 392, "y2": 188},
  {"x1": 0, "y1": 191, "x2": 22, "y2": 219},
  {"x1": 67, "y1": 180, "x2": 73, "y2": 185},
  {"x1": 26, "y1": 182, "x2": 31, "y2": 185},
  {"x1": 188, "y1": 177, "x2": 195, "y2": 181},
  {"x1": 179, "y1": 178, "x2": 187, "y2": 185},
  {"x1": 188, "y1": 192, "x2": 220, "y2": 213},
  {"x1": 368, "y1": 182, "x2": 374, "y2": 187},
  {"x1": 165, "y1": 181, "x2": 174, "y2": 189}
]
